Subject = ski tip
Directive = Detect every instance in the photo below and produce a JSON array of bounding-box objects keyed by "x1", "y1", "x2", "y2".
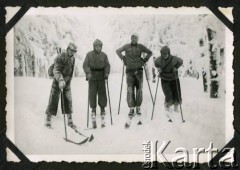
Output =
[
  {"x1": 88, "y1": 134, "x2": 94, "y2": 142},
  {"x1": 63, "y1": 137, "x2": 89, "y2": 145},
  {"x1": 79, "y1": 137, "x2": 89, "y2": 145},
  {"x1": 63, "y1": 137, "x2": 68, "y2": 142}
]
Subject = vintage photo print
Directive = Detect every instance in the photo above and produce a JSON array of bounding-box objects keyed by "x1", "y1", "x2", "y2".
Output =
[{"x1": 6, "y1": 7, "x2": 233, "y2": 162}]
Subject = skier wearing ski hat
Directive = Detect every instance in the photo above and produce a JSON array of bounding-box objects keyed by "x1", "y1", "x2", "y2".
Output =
[
  {"x1": 154, "y1": 46, "x2": 183, "y2": 122},
  {"x1": 83, "y1": 39, "x2": 110, "y2": 129},
  {"x1": 45, "y1": 42, "x2": 77, "y2": 128},
  {"x1": 116, "y1": 33, "x2": 152, "y2": 128}
]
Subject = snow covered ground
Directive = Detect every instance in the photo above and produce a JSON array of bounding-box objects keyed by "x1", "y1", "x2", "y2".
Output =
[{"x1": 14, "y1": 73, "x2": 225, "y2": 155}]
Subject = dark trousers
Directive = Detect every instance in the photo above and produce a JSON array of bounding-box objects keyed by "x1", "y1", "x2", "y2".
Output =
[
  {"x1": 126, "y1": 70, "x2": 143, "y2": 107},
  {"x1": 45, "y1": 79, "x2": 72, "y2": 116},
  {"x1": 89, "y1": 80, "x2": 107, "y2": 110},
  {"x1": 161, "y1": 78, "x2": 182, "y2": 107}
]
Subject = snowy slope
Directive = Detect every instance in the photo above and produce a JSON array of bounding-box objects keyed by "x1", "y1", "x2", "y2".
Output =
[{"x1": 14, "y1": 73, "x2": 225, "y2": 155}]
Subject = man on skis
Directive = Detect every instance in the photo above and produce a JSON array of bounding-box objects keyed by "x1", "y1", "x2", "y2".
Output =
[
  {"x1": 45, "y1": 42, "x2": 77, "y2": 128},
  {"x1": 154, "y1": 46, "x2": 183, "y2": 122},
  {"x1": 116, "y1": 33, "x2": 152, "y2": 128},
  {"x1": 83, "y1": 39, "x2": 110, "y2": 129}
]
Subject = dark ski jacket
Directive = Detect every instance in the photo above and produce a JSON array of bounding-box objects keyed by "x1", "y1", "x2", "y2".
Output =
[
  {"x1": 116, "y1": 43, "x2": 152, "y2": 71},
  {"x1": 53, "y1": 52, "x2": 75, "y2": 83},
  {"x1": 83, "y1": 50, "x2": 110, "y2": 81},
  {"x1": 155, "y1": 55, "x2": 183, "y2": 81}
]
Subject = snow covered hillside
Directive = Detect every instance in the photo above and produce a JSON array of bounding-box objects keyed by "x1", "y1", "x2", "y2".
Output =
[{"x1": 14, "y1": 74, "x2": 225, "y2": 155}]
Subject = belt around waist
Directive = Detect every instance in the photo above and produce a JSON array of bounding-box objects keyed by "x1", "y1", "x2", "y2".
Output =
[
  {"x1": 126, "y1": 68, "x2": 143, "y2": 73},
  {"x1": 90, "y1": 68, "x2": 104, "y2": 71}
]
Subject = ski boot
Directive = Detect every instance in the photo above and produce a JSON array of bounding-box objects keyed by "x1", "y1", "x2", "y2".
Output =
[
  {"x1": 125, "y1": 108, "x2": 134, "y2": 128},
  {"x1": 174, "y1": 104, "x2": 179, "y2": 113},
  {"x1": 136, "y1": 107, "x2": 142, "y2": 125},
  {"x1": 152, "y1": 72, "x2": 156, "y2": 83},
  {"x1": 152, "y1": 76, "x2": 156, "y2": 83},
  {"x1": 67, "y1": 114, "x2": 77, "y2": 130},
  {"x1": 101, "y1": 109, "x2": 106, "y2": 128},
  {"x1": 44, "y1": 113, "x2": 52, "y2": 128},
  {"x1": 91, "y1": 109, "x2": 97, "y2": 129},
  {"x1": 165, "y1": 105, "x2": 172, "y2": 123}
]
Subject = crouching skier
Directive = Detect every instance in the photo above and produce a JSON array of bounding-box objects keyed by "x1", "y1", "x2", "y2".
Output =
[
  {"x1": 116, "y1": 33, "x2": 152, "y2": 128},
  {"x1": 83, "y1": 39, "x2": 111, "y2": 129},
  {"x1": 45, "y1": 42, "x2": 77, "y2": 128},
  {"x1": 154, "y1": 46, "x2": 183, "y2": 122}
]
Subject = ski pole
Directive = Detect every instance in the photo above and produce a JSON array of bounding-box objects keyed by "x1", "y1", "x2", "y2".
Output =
[
  {"x1": 143, "y1": 64, "x2": 154, "y2": 104},
  {"x1": 175, "y1": 75, "x2": 185, "y2": 123},
  {"x1": 106, "y1": 79, "x2": 113, "y2": 125},
  {"x1": 118, "y1": 63, "x2": 124, "y2": 115},
  {"x1": 87, "y1": 81, "x2": 90, "y2": 128},
  {"x1": 61, "y1": 89, "x2": 68, "y2": 141},
  {"x1": 151, "y1": 77, "x2": 160, "y2": 120}
]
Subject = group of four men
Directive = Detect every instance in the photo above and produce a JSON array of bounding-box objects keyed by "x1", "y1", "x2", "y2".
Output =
[{"x1": 44, "y1": 33, "x2": 183, "y2": 129}]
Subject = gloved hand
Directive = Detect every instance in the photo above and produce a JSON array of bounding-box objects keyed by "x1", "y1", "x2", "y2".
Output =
[
  {"x1": 59, "y1": 80, "x2": 66, "y2": 90},
  {"x1": 86, "y1": 73, "x2": 92, "y2": 81},
  {"x1": 172, "y1": 67, "x2": 178, "y2": 73},
  {"x1": 157, "y1": 67, "x2": 162, "y2": 73},
  {"x1": 141, "y1": 58, "x2": 147, "y2": 66},
  {"x1": 122, "y1": 56, "x2": 127, "y2": 66},
  {"x1": 104, "y1": 74, "x2": 109, "y2": 80}
]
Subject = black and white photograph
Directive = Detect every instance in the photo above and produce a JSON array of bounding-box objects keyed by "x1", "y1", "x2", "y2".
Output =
[{"x1": 6, "y1": 7, "x2": 233, "y2": 162}]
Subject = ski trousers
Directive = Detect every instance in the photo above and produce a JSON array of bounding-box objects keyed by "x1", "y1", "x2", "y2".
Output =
[
  {"x1": 89, "y1": 80, "x2": 107, "y2": 111},
  {"x1": 45, "y1": 79, "x2": 72, "y2": 116},
  {"x1": 126, "y1": 69, "x2": 143, "y2": 108},
  {"x1": 161, "y1": 78, "x2": 182, "y2": 107}
]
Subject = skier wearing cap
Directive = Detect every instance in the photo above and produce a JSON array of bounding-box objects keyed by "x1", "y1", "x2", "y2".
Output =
[
  {"x1": 116, "y1": 33, "x2": 152, "y2": 128},
  {"x1": 45, "y1": 42, "x2": 77, "y2": 128},
  {"x1": 83, "y1": 39, "x2": 110, "y2": 129},
  {"x1": 155, "y1": 46, "x2": 183, "y2": 122}
]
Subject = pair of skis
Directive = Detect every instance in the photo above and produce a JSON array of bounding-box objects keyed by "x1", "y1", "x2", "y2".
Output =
[
  {"x1": 61, "y1": 89, "x2": 94, "y2": 145},
  {"x1": 63, "y1": 126, "x2": 94, "y2": 145}
]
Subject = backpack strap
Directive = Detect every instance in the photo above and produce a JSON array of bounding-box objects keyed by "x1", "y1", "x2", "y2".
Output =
[
  {"x1": 162, "y1": 55, "x2": 173, "y2": 72},
  {"x1": 70, "y1": 57, "x2": 75, "y2": 78}
]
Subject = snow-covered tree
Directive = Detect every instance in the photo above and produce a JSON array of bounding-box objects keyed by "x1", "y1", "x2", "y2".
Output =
[{"x1": 14, "y1": 14, "x2": 225, "y2": 98}]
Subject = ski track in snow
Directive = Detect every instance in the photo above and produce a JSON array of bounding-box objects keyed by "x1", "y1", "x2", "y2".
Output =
[{"x1": 14, "y1": 73, "x2": 225, "y2": 154}]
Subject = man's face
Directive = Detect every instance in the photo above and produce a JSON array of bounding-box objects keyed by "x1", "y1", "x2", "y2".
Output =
[
  {"x1": 67, "y1": 48, "x2": 76, "y2": 57},
  {"x1": 161, "y1": 51, "x2": 169, "y2": 59},
  {"x1": 131, "y1": 36, "x2": 138, "y2": 44},
  {"x1": 95, "y1": 45, "x2": 102, "y2": 53}
]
